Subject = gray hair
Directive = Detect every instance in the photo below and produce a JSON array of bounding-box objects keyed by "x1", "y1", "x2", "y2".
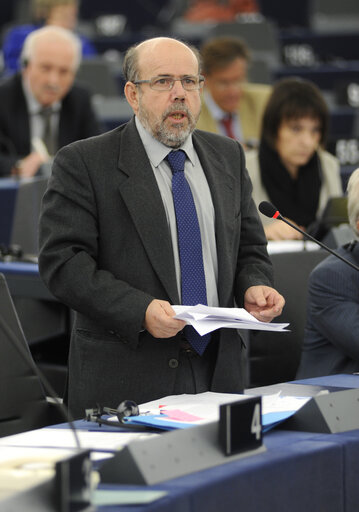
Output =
[
  {"x1": 347, "y1": 167, "x2": 359, "y2": 235},
  {"x1": 122, "y1": 38, "x2": 202, "y2": 83},
  {"x1": 20, "y1": 25, "x2": 82, "y2": 71},
  {"x1": 122, "y1": 44, "x2": 140, "y2": 83}
]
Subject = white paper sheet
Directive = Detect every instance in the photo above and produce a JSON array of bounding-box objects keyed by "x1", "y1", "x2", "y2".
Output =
[
  {"x1": 0, "y1": 427, "x2": 158, "y2": 455},
  {"x1": 173, "y1": 304, "x2": 289, "y2": 335},
  {"x1": 138, "y1": 391, "x2": 310, "y2": 422},
  {"x1": 267, "y1": 240, "x2": 319, "y2": 254}
]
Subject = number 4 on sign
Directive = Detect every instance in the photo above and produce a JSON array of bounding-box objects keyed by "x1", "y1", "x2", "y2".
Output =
[
  {"x1": 219, "y1": 396, "x2": 262, "y2": 456},
  {"x1": 251, "y1": 403, "x2": 261, "y2": 440}
]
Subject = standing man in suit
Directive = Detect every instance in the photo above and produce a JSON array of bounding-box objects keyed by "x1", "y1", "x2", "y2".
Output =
[
  {"x1": 297, "y1": 168, "x2": 359, "y2": 378},
  {"x1": 0, "y1": 25, "x2": 100, "y2": 178},
  {"x1": 196, "y1": 36, "x2": 271, "y2": 149},
  {"x1": 39, "y1": 36, "x2": 284, "y2": 419}
]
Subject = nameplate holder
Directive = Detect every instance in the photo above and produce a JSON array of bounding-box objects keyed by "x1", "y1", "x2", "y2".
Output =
[
  {"x1": 282, "y1": 388, "x2": 359, "y2": 433},
  {"x1": 99, "y1": 416, "x2": 266, "y2": 485}
]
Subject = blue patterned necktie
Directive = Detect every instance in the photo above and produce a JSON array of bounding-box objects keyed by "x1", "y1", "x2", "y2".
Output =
[{"x1": 167, "y1": 150, "x2": 211, "y2": 355}]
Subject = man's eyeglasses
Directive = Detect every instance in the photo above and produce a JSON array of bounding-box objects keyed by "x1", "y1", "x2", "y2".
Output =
[{"x1": 132, "y1": 75, "x2": 205, "y2": 91}]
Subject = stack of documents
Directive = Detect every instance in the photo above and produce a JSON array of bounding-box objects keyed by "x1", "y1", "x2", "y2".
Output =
[
  {"x1": 173, "y1": 304, "x2": 289, "y2": 336},
  {"x1": 122, "y1": 391, "x2": 310, "y2": 433}
]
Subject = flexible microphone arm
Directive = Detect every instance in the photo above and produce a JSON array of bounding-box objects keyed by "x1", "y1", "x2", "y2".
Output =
[
  {"x1": 258, "y1": 201, "x2": 359, "y2": 273},
  {"x1": 0, "y1": 309, "x2": 159, "y2": 439},
  {"x1": 0, "y1": 312, "x2": 81, "y2": 448}
]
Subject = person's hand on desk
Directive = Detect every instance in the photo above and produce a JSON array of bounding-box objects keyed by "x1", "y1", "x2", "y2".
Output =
[
  {"x1": 144, "y1": 299, "x2": 186, "y2": 338},
  {"x1": 244, "y1": 285, "x2": 285, "y2": 322},
  {"x1": 265, "y1": 218, "x2": 304, "y2": 241},
  {"x1": 11, "y1": 151, "x2": 48, "y2": 178}
]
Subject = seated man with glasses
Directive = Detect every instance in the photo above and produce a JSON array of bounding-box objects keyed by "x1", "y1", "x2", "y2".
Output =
[
  {"x1": 0, "y1": 25, "x2": 100, "y2": 178},
  {"x1": 196, "y1": 36, "x2": 271, "y2": 149},
  {"x1": 38, "y1": 36, "x2": 284, "y2": 419}
]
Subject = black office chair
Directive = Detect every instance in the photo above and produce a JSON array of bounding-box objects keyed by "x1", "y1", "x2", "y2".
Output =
[
  {"x1": 311, "y1": 0, "x2": 359, "y2": 31},
  {"x1": 208, "y1": 18, "x2": 280, "y2": 71},
  {"x1": 75, "y1": 58, "x2": 119, "y2": 97},
  {"x1": 248, "y1": 249, "x2": 329, "y2": 388},
  {"x1": 0, "y1": 273, "x2": 64, "y2": 438}
]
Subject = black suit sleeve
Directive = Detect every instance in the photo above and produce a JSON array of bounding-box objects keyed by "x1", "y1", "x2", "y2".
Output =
[
  {"x1": 0, "y1": 74, "x2": 30, "y2": 176},
  {"x1": 38, "y1": 136, "x2": 154, "y2": 348}
]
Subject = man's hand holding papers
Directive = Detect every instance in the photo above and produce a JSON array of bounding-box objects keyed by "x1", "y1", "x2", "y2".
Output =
[{"x1": 172, "y1": 304, "x2": 289, "y2": 336}]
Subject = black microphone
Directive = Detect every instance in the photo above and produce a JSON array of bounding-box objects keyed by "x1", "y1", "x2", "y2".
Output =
[
  {"x1": 0, "y1": 310, "x2": 82, "y2": 448},
  {"x1": 258, "y1": 201, "x2": 359, "y2": 272}
]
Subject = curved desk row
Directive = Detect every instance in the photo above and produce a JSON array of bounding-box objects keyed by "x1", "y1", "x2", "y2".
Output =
[{"x1": 1, "y1": 374, "x2": 359, "y2": 512}]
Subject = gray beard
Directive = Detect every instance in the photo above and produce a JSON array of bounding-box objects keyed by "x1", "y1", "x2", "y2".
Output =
[{"x1": 138, "y1": 101, "x2": 199, "y2": 148}]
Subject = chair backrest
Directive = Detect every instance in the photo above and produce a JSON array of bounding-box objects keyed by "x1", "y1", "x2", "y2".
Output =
[
  {"x1": 76, "y1": 58, "x2": 119, "y2": 97},
  {"x1": 248, "y1": 250, "x2": 329, "y2": 388},
  {"x1": 10, "y1": 176, "x2": 48, "y2": 255},
  {"x1": 208, "y1": 19, "x2": 280, "y2": 69},
  {"x1": 258, "y1": 0, "x2": 311, "y2": 28},
  {"x1": 311, "y1": 0, "x2": 359, "y2": 31},
  {"x1": 0, "y1": 273, "x2": 59, "y2": 437}
]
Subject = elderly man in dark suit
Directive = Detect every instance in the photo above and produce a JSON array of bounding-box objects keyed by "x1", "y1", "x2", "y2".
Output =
[
  {"x1": 297, "y1": 168, "x2": 359, "y2": 378},
  {"x1": 0, "y1": 25, "x2": 100, "y2": 178},
  {"x1": 39, "y1": 36, "x2": 284, "y2": 419}
]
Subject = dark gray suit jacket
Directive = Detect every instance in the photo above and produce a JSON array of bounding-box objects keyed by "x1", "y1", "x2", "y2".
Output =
[
  {"x1": 0, "y1": 73, "x2": 100, "y2": 176},
  {"x1": 39, "y1": 117, "x2": 273, "y2": 418},
  {"x1": 297, "y1": 242, "x2": 359, "y2": 379}
]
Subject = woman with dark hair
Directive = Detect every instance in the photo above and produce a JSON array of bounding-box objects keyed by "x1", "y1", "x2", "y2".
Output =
[{"x1": 246, "y1": 78, "x2": 342, "y2": 240}]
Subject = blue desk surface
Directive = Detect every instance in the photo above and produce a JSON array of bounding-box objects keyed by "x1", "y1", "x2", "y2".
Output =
[
  {"x1": 294, "y1": 373, "x2": 359, "y2": 388},
  {"x1": 75, "y1": 375, "x2": 359, "y2": 512},
  {"x1": 0, "y1": 261, "x2": 39, "y2": 275},
  {"x1": 0, "y1": 261, "x2": 56, "y2": 301}
]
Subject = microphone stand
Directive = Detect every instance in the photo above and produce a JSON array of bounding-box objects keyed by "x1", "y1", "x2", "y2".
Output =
[{"x1": 275, "y1": 214, "x2": 359, "y2": 273}]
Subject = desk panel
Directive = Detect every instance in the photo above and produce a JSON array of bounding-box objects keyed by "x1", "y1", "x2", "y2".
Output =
[
  {"x1": 94, "y1": 430, "x2": 343, "y2": 512},
  {"x1": 317, "y1": 430, "x2": 359, "y2": 512}
]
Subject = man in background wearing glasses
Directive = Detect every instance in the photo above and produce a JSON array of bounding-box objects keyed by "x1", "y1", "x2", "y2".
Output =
[
  {"x1": 38, "y1": 37, "x2": 284, "y2": 419},
  {"x1": 196, "y1": 36, "x2": 271, "y2": 149}
]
